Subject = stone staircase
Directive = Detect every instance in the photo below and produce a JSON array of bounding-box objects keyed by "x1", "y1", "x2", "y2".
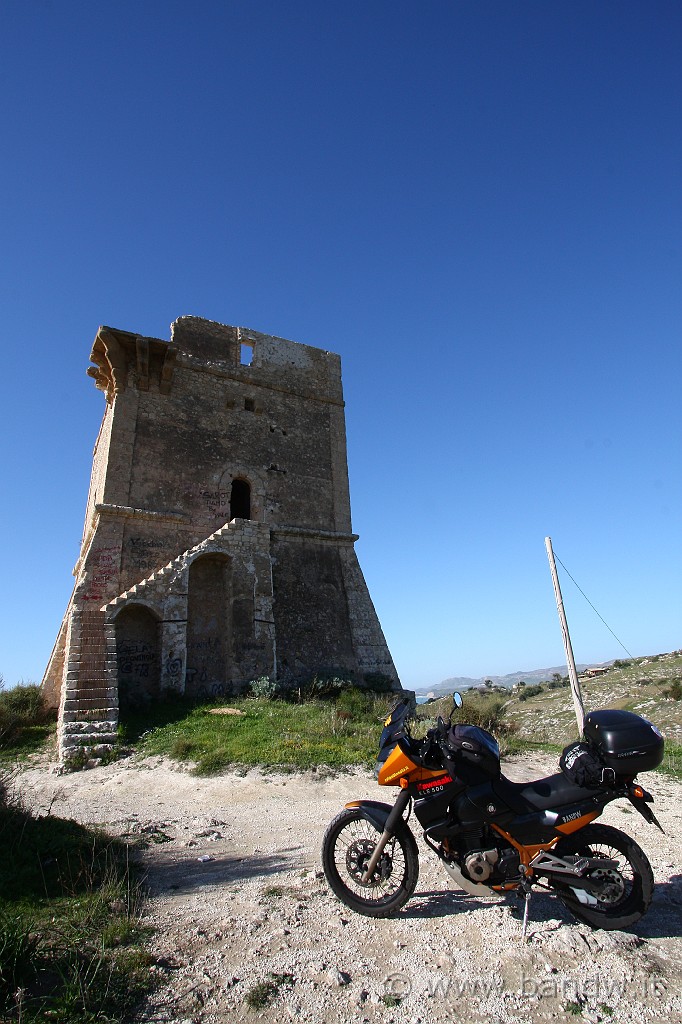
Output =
[
  {"x1": 102, "y1": 519, "x2": 236, "y2": 612},
  {"x1": 59, "y1": 518, "x2": 271, "y2": 765}
]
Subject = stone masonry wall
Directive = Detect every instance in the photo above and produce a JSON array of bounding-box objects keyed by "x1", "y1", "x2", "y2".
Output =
[{"x1": 45, "y1": 316, "x2": 399, "y2": 761}]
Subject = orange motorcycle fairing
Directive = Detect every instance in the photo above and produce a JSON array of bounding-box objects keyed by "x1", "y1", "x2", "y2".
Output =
[
  {"x1": 377, "y1": 742, "x2": 448, "y2": 787},
  {"x1": 555, "y1": 810, "x2": 601, "y2": 834}
]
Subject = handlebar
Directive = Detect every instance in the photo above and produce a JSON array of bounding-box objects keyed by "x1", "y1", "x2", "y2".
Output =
[{"x1": 431, "y1": 716, "x2": 456, "y2": 761}]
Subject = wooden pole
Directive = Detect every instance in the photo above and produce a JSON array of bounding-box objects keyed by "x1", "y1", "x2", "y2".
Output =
[{"x1": 545, "y1": 536, "x2": 585, "y2": 735}]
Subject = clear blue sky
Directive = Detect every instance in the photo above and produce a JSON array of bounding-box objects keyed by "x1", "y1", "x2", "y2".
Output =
[{"x1": 0, "y1": 2, "x2": 680, "y2": 691}]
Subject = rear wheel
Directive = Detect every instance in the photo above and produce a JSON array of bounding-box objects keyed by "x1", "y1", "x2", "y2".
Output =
[
  {"x1": 551, "y1": 823, "x2": 653, "y2": 930},
  {"x1": 322, "y1": 808, "x2": 419, "y2": 918}
]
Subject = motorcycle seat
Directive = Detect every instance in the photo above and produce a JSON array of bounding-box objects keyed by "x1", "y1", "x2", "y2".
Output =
[{"x1": 493, "y1": 772, "x2": 596, "y2": 813}]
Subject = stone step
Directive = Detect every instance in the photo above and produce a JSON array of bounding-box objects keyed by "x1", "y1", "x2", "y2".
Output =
[
  {"x1": 61, "y1": 709, "x2": 116, "y2": 723},
  {"x1": 61, "y1": 741, "x2": 117, "y2": 752},
  {"x1": 62, "y1": 720, "x2": 118, "y2": 735},
  {"x1": 103, "y1": 518, "x2": 238, "y2": 611}
]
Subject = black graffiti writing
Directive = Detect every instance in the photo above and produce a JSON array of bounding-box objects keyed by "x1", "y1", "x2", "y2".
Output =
[
  {"x1": 129, "y1": 537, "x2": 166, "y2": 551},
  {"x1": 187, "y1": 638, "x2": 223, "y2": 652},
  {"x1": 201, "y1": 490, "x2": 230, "y2": 512},
  {"x1": 165, "y1": 657, "x2": 182, "y2": 679}
]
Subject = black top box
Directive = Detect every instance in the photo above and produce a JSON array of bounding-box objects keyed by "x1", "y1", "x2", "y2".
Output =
[{"x1": 583, "y1": 709, "x2": 664, "y2": 775}]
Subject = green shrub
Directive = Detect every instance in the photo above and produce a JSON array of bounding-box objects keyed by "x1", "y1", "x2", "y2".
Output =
[
  {"x1": 518, "y1": 684, "x2": 543, "y2": 700},
  {"x1": 335, "y1": 688, "x2": 374, "y2": 718},
  {"x1": 0, "y1": 683, "x2": 56, "y2": 751},
  {"x1": 0, "y1": 684, "x2": 46, "y2": 720},
  {"x1": 300, "y1": 672, "x2": 355, "y2": 700},
  {"x1": 245, "y1": 972, "x2": 295, "y2": 1009},
  {"x1": 450, "y1": 697, "x2": 518, "y2": 740},
  {"x1": 664, "y1": 679, "x2": 682, "y2": 701},
  {"x1": 249, "y1": 676, "x2": 279, "y2": 699}
]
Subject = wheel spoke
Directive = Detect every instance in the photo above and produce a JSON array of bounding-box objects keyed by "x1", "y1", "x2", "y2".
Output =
[
  {"x1": 552, "y1": 824, "x2": 653, "y2": 930},
  {"x1": 332, "y1": 824, "x2": 406, "y2": 902},
  {"x1": 322, "y1": 808, "x2": 420, "y2": 917}
]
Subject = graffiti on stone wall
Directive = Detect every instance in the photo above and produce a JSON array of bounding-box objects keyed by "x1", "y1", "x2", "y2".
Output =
[
  {"x1": 82, "y1": 546, "x2": 118, "y2": 601},
  {"x1": 201, "y1": 490, "x2": 230, "y2": 514},
  {"x1": 164, "y1": 656, "x2": 183, "y2": 689},
  {"x1": 185, "y1": 637, "x2": 224, "y2": 690},
  {"x1": 118, "y1": 639, "x2": 156, "y2": 679},
  {"x1": 187, "y1": 638, "x2": 222, "y2": 653},
  {"x1": 196, "y1": 682, "x2": 226, "y2": 700},
  {"x1": 127, "y1": 536, "x2": 167, "y2": 573}
]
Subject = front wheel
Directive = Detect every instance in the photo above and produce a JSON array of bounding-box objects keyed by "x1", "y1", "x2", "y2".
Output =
[
  {"x1": 322, "y1": 808, "x2": 419, "y2": 917},
  {"x1": 551, "y1": 823, "x2": 654, "y2": 930}
]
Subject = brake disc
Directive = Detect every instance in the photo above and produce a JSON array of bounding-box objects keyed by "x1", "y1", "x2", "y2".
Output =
[{"x1": 346, "y1": 838, "x2": 393, "y2": 887}]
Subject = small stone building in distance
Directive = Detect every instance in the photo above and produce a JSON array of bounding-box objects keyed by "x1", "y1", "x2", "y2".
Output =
[{"x1": 43, "y1": 316, "x2": 399, "y2": 760}]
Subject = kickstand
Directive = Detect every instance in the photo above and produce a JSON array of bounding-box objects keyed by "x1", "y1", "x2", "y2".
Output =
[{"x1": 520, "y1": 888, "x2": 532, "y2": 943}]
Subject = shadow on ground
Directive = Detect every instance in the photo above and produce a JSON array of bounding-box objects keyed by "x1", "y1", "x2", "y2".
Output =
[
  {"x1": 402, "y1": 875, "x2": 682, "y2": 941},
  {"x1": 141, "y1": 844, "x2": 304, "y2": 894}
]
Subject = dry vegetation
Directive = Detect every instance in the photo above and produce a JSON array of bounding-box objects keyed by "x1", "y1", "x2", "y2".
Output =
[{"x1": 498, "y1": 651, "x2": 682, "y2": 772}]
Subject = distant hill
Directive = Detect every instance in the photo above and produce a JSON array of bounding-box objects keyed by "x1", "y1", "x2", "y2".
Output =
[
  {"x1": 501, "y1": 650, "x2": 682, "y2": 748},
  {"x1": 420, "y1": 662, "x2": 609, "y2": 697},
  {"x1": 420, "y1": 650, "x2": 682, "y2": 753}
]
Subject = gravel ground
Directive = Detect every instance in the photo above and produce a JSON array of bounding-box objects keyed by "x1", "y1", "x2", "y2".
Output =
[{"x1": 19, "y1": 752, "x2": 682, "y2": 1024}]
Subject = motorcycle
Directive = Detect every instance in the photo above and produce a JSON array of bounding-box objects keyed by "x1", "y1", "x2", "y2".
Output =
[{"x1": 322, "y1": 693, "x2": 665, "y2": 932}]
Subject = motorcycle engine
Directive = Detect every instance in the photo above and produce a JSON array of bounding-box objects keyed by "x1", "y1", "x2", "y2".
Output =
[
  {"x1": 453, "y1": 831, "x2": 520, "y2": 884},
  {"x1": 465, "y1": 847, "x2": 499, "y2": 882}
]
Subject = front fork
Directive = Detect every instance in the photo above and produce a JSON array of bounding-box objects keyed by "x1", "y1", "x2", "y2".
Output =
[{"x1": 347, "y1": 788, "x2": 412, "y2": 883}]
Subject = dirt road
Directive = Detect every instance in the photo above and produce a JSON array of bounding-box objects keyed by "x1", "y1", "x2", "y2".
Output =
[{"x1": 20, "y1": 753, "x2": 682, "y2": 1023}]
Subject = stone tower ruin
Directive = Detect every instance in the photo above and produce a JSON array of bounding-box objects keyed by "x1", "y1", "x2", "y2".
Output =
[{"x1": 43, "y1": 316, "x2": 399, "y2": 760}]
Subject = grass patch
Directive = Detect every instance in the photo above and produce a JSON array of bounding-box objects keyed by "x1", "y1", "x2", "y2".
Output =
[
  {"x1": 0, "y1": 777, "x2": 154, "y2": 1022},
  {"x1": 656, "y1": 742, "x2": 682, "y2": 779},
  {"x1": 0, "y1": 723, "x2": 57, "y2": 764},
  {"x1": 503, "y1": 736, "x2": 563, "y2": 757},
  {"x1": 136, "y1": 694, "x2": 394, "y2": 774},
  {"x1": 117, "y1": 693, "x2": 203, "y2": 745},
  {"x1": 123, "y1": 670, "x2": 680, "y2": 780},
  {"x1": 381, "y1": 993, "x2": 402, "y2": 1007},
  {"x1": 0, "y1": 683, "x2": 57, "y2": 762},
  {"x1": 245, "y1": 972, "x2": 295, "y2": 1009},
  {"x1": 500, "y1": 651, "x2": 682, "y2": 777}
]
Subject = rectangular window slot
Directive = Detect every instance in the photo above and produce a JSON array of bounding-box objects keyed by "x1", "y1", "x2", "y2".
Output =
[
  {"x1": 240, "y1": 342, "x2": 254, "y2": 366},
  {"x1": 244, "y1": 398, "x2": 255, "y2": 412}
]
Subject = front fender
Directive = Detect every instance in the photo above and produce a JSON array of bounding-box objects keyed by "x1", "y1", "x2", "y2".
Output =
[{"x1": 344, "y1": 799, "x2": 393, "y2": 833}]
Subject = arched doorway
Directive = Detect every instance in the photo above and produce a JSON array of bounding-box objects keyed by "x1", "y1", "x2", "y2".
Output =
[
  {"x1": 113, "y1": 604, "x2": 160, "y2": 712},
  {"x1": 186, "y1": 554, "x2": 232, "y2": 698},
  {"x1": 230, "y1": 478, "x2": 251, "y2": 520}
]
